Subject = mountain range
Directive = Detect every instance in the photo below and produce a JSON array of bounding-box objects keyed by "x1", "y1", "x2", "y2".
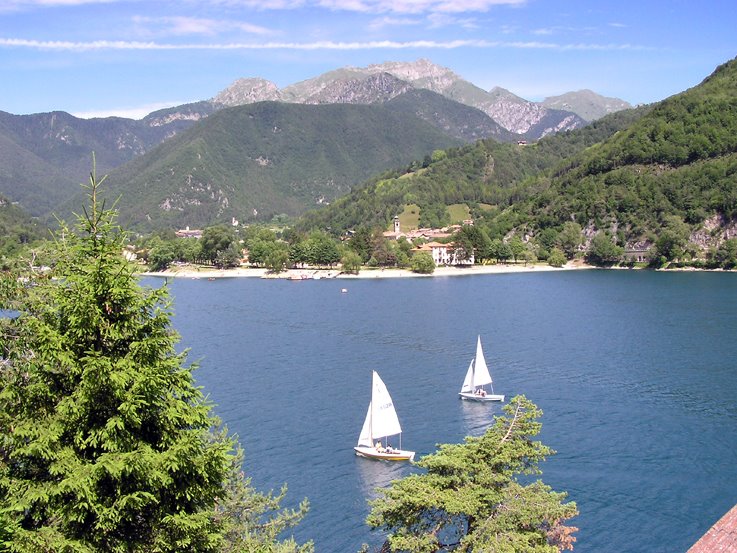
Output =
[
  {"x1": 213, "y1": 58, "x2": 623, "y2": 136},
  {"x1": 300, "y1": 55, "x2": 737, "y2": 258},
  {"x1": 0, "y1": 59, "x2": 631, "y2": 230}
]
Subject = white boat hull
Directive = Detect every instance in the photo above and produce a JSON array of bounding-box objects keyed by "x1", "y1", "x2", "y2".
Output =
[
  {"x1": 459, "y1": 391, "x2": 505, "y2": 402},
  {"x1": 354, "y1": 446, "x2": 415, "y2": 461}
]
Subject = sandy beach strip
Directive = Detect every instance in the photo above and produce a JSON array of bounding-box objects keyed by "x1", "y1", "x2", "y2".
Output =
[{"x1": 138, "y1": 261, "x2": 594, "y2": 280}]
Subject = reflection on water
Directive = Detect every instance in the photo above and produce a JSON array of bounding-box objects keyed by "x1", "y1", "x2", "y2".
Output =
[
  {"x1": 459, "y1": 399, "x2": 501, "y2": 437},
  {"x1": 354, "y1": 456, "x2": 413, "y2": 499}
]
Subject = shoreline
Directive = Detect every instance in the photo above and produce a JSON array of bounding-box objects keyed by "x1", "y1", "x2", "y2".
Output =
[{"x1": 138, "y1": 261, "x2": 596, "y2": 280}]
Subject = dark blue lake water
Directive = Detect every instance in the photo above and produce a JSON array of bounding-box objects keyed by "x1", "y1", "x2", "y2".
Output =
[{"x1": 147, "y1": 270, "x2": 737, "y2": 552}]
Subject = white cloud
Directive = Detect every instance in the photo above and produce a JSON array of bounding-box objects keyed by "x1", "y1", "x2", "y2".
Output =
[
  {"x1": 426, "y1": 13, "x2": 479, "y2": 29},
  {"x1": 0, "y1": 0, "x2": 115, "y2": 12},
  {"x1": 220, "y1": 0, "x2": 528, "y2": 14},
  {"x1": 531, "y1": 27, "x2": 554, "y2": 36},
  {"x1": 2, "y1": 0, "x2": 113, "y2": 5},
  {"x1": 367, "y1": 16, "x2": 422, "y2": 31},
  {"x1": 132, "y1": 16, "x2": 274, "y2": 37},
  {"x1": 315, "y1": 0, "x2": 526, "y2": 14},
  {"x1": 206, "y1": 0, "x2": 306, "y2": 8},
  {"x1": 0, "y1": 36, "x2": 651, "y2": 52}
]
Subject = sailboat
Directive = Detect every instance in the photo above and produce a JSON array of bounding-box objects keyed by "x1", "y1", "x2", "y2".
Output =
[
  {"x1": 354, "y1": 371, "x2": 415, "y2": 461},
  {"x1": 459, "y1": 336, "x2": 505, "y2": 402}
]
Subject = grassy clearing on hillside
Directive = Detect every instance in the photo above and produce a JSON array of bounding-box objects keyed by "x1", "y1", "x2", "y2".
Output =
[
  {"x1": 396, "y1": 204, "x2": 421, "y2": 230},
  {"x1": 447, "y1": 203, "x2": 471, "y2": 223}
]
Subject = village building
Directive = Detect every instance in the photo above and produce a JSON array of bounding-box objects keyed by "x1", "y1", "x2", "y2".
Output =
[
  {"x1": 412, "y1": 241, "x2": 474, "y2": 266},
  {"x1": 382, "y1": 216, "x2": 467, "y2": 242},
  {"x1": 623, "y1": 246, "x2": 651, "y2": 263},
  {"x1": 175, "y1": 226, "x2": 203, "y2": 239},
  {"x1": 384, "y1": 216, "x2": 475, "y2": 266}
]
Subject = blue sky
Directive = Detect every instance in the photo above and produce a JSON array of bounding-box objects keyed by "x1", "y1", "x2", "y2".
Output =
[{"x1": 1, "y1": 0, "x2": 735, "y2": 119}]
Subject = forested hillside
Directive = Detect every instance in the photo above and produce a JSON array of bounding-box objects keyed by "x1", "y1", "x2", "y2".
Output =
[
  {"x1": 0, "y1": 106, "x2": 212, "y2": 216},
  {"x1": 298, "y1": 56, "x2": 737, "y2": 267},
  {"x1": 507, "y1": 56, "x2": 737, "y2": 253},
  {"x1": 0, "y1": 195, "x2": 44, "y2": 260},
  {"x1": 56, "y1": 101, "x2": 463, "y2": 231},
  {"x1": 296, "y1": 105, "x2": 649, "y2": 233}
]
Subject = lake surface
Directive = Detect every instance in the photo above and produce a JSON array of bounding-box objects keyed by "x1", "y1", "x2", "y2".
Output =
[{"x1": 149, "y1": 270, "x2": 737, "y2": 552}]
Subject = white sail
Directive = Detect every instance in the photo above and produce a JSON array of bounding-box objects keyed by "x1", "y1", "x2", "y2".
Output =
[
  {"x1": 357, "y1": 404, "x2": 373, "y2": 448},
  {"x1": 472, "y1": 335, "x2": 493, "y2": 387},
  {"x1": 357, "y1": 371, "x2": 402, "y2": 447},
  {"x1": 370, "y1": 371, "x2": 402, "y2": 439},
  {"x1": 460, "y1": 359, "x2": 474, "y2": 393}
]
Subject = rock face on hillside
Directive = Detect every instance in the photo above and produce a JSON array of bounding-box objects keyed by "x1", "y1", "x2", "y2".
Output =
[
  {"x1": 482, "y1": 87, "x2": 557, "y2": 135},
  {"x1": 300, "y1": 73, "x2": 414, "y2": 104},
  {"x1": 541, "y1": 90, "x2": 633, "y2": 122},
  {"x1": 362, "y1": 59, "x2": 460, "y2": 95},
  {"x1": 212, "y1": 78, "x2": 281, "y2": 106},
  {"x1": 142, "y1": 101, "x2": 218, "y2": 128}
]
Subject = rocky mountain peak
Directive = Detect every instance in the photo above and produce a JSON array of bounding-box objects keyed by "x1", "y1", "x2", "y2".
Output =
[
  {"x1": 209, "y1": 58, "x2": 627, "y2": 138},
  {"x1": 364, "y1": 59, "x2": 457, "y2": 81},
  {"x1": 212, "y1": 77, "x2": 281, "y2": 107},
  {"x1": 541, "y1": 89, "x2": 633, "y2": 122},
  {"x1": 302, "y1": 72, "x2": 413, "y2": 105}
]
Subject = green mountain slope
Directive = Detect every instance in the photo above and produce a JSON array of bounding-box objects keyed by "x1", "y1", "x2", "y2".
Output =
[
  {"x1": 0, "y1": 194, "x2": 44, "y2": 258},
  {"x1": 298, "y1": 55, "x2": 737, "y2": 263},
  {"x1": 541, "y1": 90, "x2": 632, "y2": 122},
  {"x1": 296, "y1": 106, "x2": 649, "y2": 233},
  {"x1": 514, "y1": 56, "x2": 737, "y2": 243},
  {"x1": 384, "y1": 89, "x2": 518, "y2": 143},
  {"x1": 0, "y1": 105, "x2": 213, "y2": 216},
  {"x1": 57, "y1": 101, "x2": 464, "y2": 231}
]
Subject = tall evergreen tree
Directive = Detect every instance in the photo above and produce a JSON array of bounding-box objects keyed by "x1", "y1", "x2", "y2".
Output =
[
  {"x1": 0, "y1": 168, "x2": 233, "y2": 552},
  {"x1": 367, "y1": 396, "x2": 578, "y2": 553}
]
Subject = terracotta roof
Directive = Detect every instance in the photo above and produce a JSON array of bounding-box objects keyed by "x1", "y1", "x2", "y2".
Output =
[{"x1": 688, "y1": 503, "x2": 737, "y2": 553}]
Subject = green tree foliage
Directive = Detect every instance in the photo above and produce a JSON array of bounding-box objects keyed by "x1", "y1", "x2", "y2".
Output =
[
  {"x1": 652, "y1": 215, "x2": 690, "y2": 264},
  {"x1": 348, "y1": 227, "x2": 375, "y2": 263},
  {"x1": 454, "y1": 225, "x2": 490, "y2": 263},
  {"x1": 712, "y1": 238, "x2": 737, "y2": 269},
  {"x1": 495, "y1": 240, "x2": 513, "y2": 263},
  {"x1": 0, "y1": 196, "x2": 44, "y2": 261},
  {"x1": 215, "y1": 243, "x2": 243, "y2": 269},
  {"x1": 147, "y1": 238, "x2": 179, "y2": 271},
  {"x1": 216, "y1": 448, "x2": 313, "y2": 553},
  {"x1": 340, "y1": 251, "x2": 362, "y2": 274},
  {"x1": 410, "y1": 252, "x2": 435, "y2": 274},
  {"x1": 419, "y1": 203, "x2": 451, "y2": 229},
  {"x1": 556, "y1": 222, "x2": 583, "y2": 259},
  {"x1": 200, "y1": 225, "x2": 237, "y2": 263},
  {"x1": 547, "y1": 248, "x2": 567, "y2": 268},
  {"x1": 367, "y1": 396, "x2": 578, "y2": 553},
  {"x1": 0, "y1": 168, "x2": 312, "y2": 553},
  {"x1": 587, "y1": 232, "x2": 624, "y2": 266},
  {"x1": 264, "y1": 244, "x2": 290, "y2": 273},
  {"x1": 508, "y1": 235, "x2": 526, "y2": 263},
  {"x1": 302, "y1": 231, "x2": 341, "y2": 267},
  {"x1": 247, "y1": 231, "x2": 284, "y2": 268},
  {"x1": 0, "y1": 170, "x2": 232, "y2": 552}
]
